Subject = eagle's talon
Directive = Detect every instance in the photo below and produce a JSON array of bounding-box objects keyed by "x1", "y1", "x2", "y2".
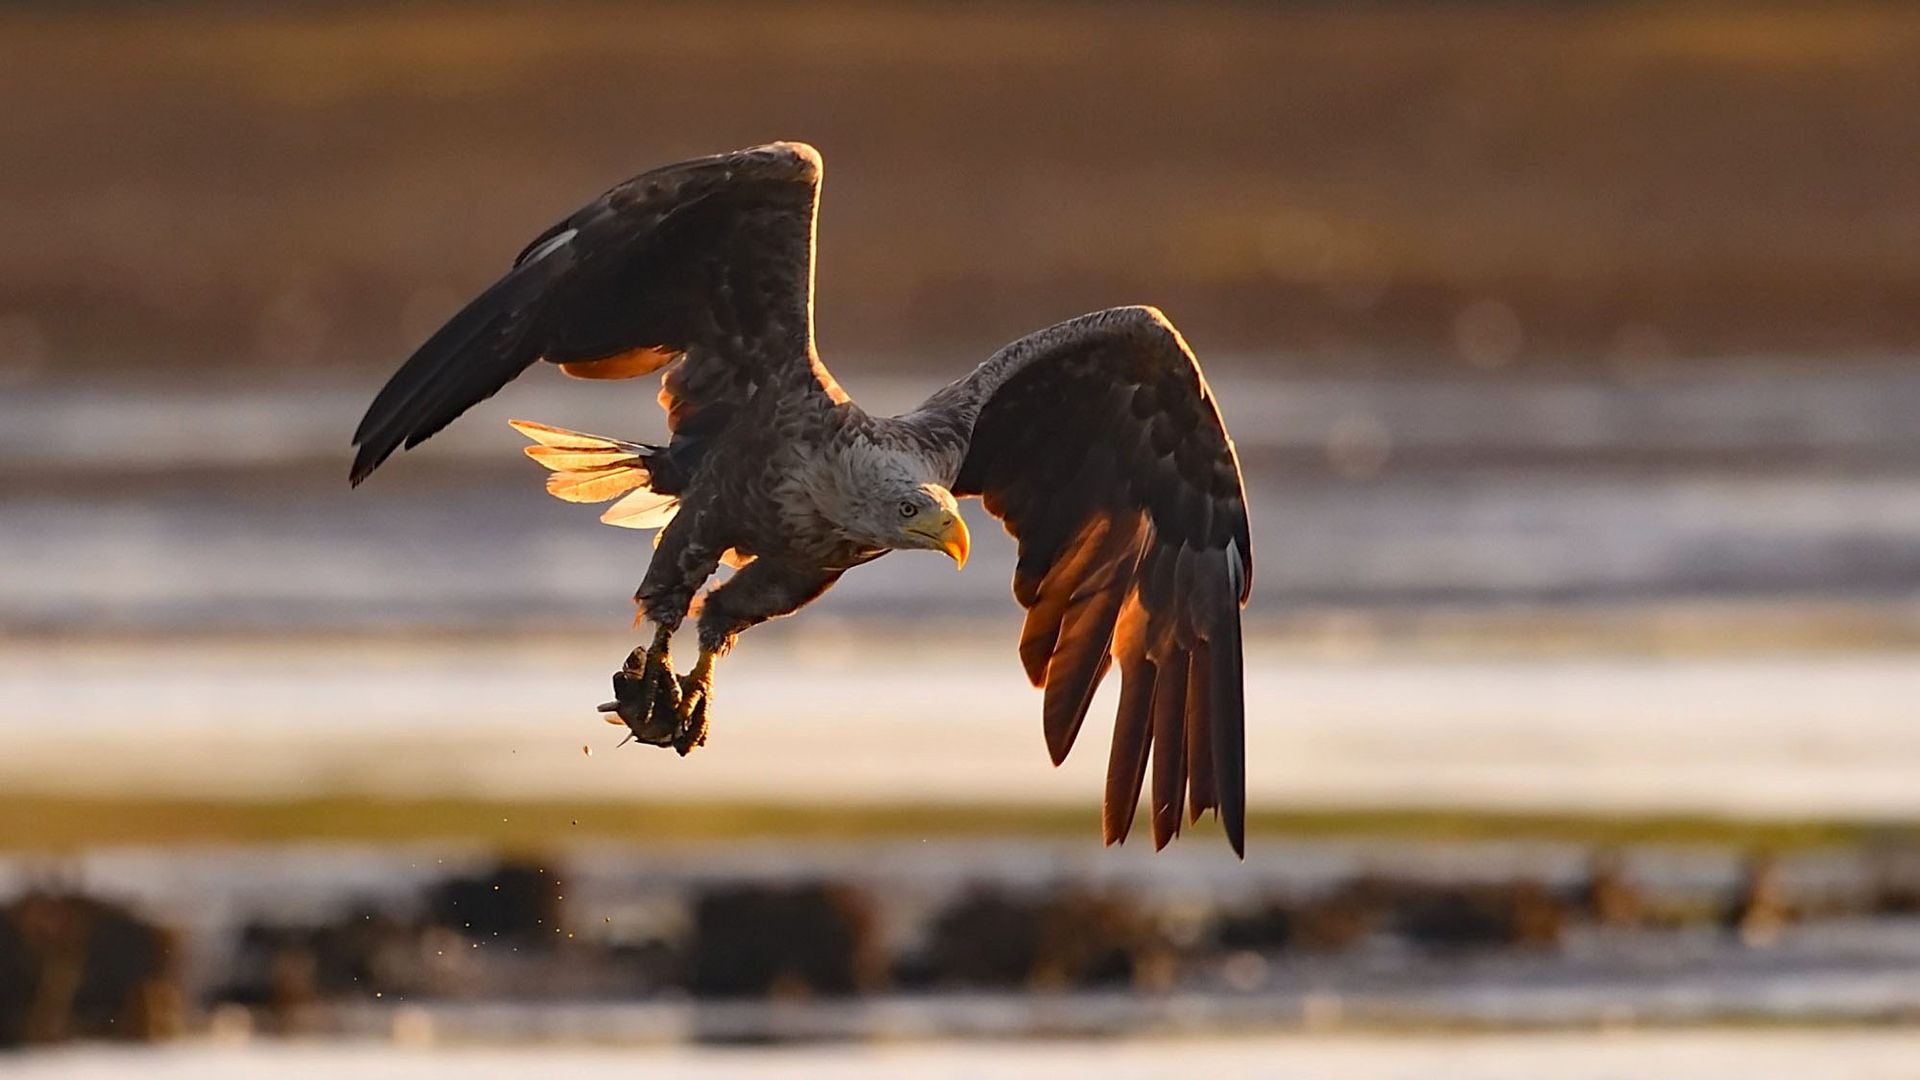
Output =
[
  {"x1": 668, "y1": 651, "x2": 715, "y2": 755},
  {"x1": 605, "y1": 643, "x2": 681, "y2": 746},
  {"x1": 672, "y1": 674, "x2": 710, "y2": 755}
]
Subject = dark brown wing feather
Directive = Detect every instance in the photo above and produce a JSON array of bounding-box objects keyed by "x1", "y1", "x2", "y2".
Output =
[
  {"x1": 350, "y1": 141, "x2": 828, "y2": 484},
  {"x1": 931, "y1": 306, "x2": 1253, "y2": 855}
]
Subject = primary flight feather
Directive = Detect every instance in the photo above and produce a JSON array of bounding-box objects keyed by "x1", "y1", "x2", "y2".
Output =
[{"x1": 350, "y1": 142, "x2": 1254, "y2": 854}]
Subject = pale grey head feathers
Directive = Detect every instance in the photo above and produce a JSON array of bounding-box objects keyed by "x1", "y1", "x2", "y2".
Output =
[{"x1": 831, "y1": 443, "x2": 969, "y2": 565}]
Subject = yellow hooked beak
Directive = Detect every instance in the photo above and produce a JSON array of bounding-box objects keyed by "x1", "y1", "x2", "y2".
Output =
[{"x1": 911, "y1": 510, "x2": 970, "y2": 570}]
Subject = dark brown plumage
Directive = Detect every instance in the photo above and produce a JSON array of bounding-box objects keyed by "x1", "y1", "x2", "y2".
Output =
[
  {"x1": 350, "y1": 143, "x2": 1253, "y2": 854},
  {"x1": 925, "y1": 307, "x2": 1253, "y2": 853},
  {"x1": 351, "y1": 141, "x2": 829, "y2": 487}
]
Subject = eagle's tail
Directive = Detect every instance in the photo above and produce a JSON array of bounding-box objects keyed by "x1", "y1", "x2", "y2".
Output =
[{"x1": 508, "y1": 419, "x2": 680, "y2": 529}]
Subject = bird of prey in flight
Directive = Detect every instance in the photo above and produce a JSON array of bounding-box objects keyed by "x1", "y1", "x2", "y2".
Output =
[{"x1": 350, "y1": 143, "x2": 1253, "y2": 852}]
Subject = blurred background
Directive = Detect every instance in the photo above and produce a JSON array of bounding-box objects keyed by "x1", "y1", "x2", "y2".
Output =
[{"x1": 4, "y1": 2, "x2": 1920, "y2": 1075}]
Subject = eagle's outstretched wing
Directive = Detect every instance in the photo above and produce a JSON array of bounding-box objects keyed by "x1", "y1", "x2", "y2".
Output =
[
  {"x1": 351, "y1": 141, "x2": 831, "y2": 484},
  {"x1": 919, "y1": 307, "x2": 1253, "y2": 854}
]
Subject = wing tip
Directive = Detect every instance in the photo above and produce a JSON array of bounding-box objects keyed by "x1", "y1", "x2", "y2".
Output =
[
  {"x1": 1151, "y1": 820, "x2": 1177, "y2": 852},
  {"x1": 347, "y1": 444, "x2": 385, "y2": 487},
  {"x1": 1111, "y1": 807, "x2": 1238, "y2": 855},
  {"x1": 1044, "y1": 730, "x2": 1074, "y2": 768}
]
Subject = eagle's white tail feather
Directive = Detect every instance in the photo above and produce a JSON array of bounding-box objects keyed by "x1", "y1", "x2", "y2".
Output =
[
  {"x1": 508, "y1": 418, "x2": 633, "y2": 450},
  {"x1": 509, "y1": 418, "x2": 679, "y2": 530},
  {"x1": 524, "y1": 445, "x2": 640, "y2": 470},
  {"x1": 546, "y1": 469, "x2": 651, "y2": 503},
  {"x1": 601, "y1": 489, "x2": 679, "y2": 529}
]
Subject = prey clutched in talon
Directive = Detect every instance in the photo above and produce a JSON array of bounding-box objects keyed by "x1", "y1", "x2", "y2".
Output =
[
  {"x1": 598, "y1": 628, "x2": 715, "y2": 754},
  {"x1": 598, "y1": 630, "x2": 682, "y2": 746}
]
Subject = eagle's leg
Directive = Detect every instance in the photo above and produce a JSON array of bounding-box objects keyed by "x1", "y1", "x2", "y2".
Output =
[
  {"x1": 667, "y1": 560, "x2": 848, "y2": 750},
  {"x1": 602, "y1": 524, "x2": 723, "y2": 749}
]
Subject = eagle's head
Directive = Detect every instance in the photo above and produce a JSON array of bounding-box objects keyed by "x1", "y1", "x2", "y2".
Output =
[
  {"x1": 883, "y1": 481, "x2": 970, "y2": 569},
  {"x1": 831, "y1": 446, "x2": 970, "y2": 568}
]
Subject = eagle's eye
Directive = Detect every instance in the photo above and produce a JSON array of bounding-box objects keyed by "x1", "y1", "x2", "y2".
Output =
[{"x1": 897, "y1": 499, "x2": 918, "y2": 519}]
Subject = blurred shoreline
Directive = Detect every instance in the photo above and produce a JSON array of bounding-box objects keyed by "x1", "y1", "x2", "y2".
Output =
[{"x1": 8, "y1": 832, "x2": 1920, "y2": 1047}]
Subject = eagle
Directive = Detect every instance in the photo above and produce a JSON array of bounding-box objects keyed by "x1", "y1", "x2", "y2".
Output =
[{"x1": 350, "y1": 143, "x2": 1253, "y2": 853}]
